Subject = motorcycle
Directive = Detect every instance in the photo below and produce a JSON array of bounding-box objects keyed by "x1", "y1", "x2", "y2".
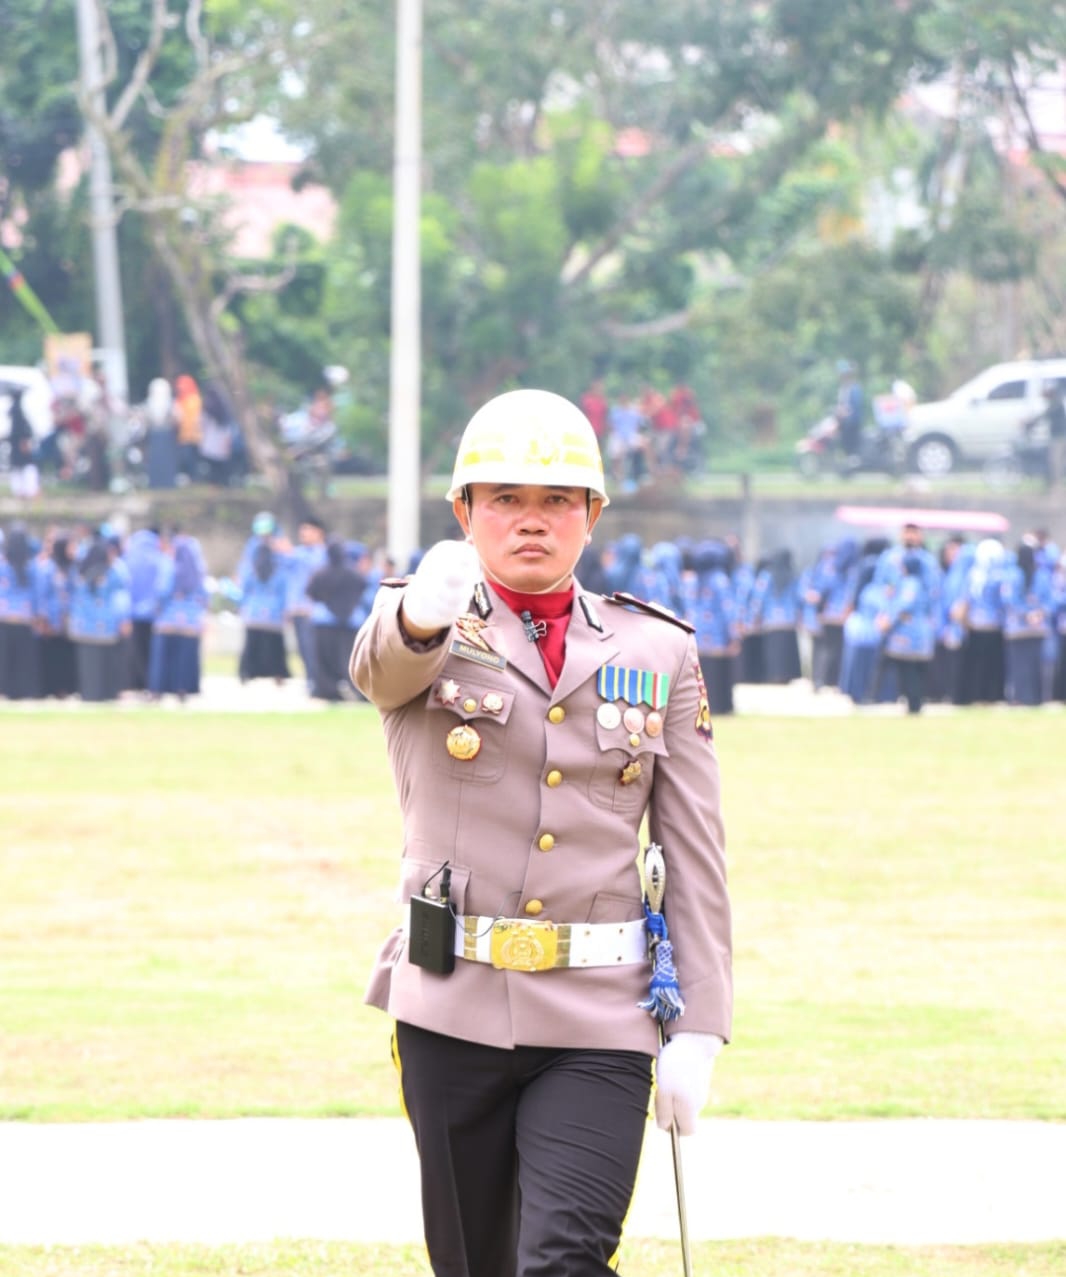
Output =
[
  {"x1": 982, "y1": 422, "x2": 1049, "y2": 487},
  {"x1": 794, "y1": 414, "x2": 907, "y2": 479}
]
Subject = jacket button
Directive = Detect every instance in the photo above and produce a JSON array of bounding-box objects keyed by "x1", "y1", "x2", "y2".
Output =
[
  {"x1": 537, "y1": 834, "x2": 555, "y2": 852},
  {"x1": 548, "y1": 706, "x2": 566, "y2": 723},
  {"x1": 546, "y1": 769, "x2": 563, "y2": 788},
  {"x1": 524, "y1": 899, "x2": 544, "y2": 916},
  {"x1": 462, "y1": 697, "x2": 478, "y2": 713}
]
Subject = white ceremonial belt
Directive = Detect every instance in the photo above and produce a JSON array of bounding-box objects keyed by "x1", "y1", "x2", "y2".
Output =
[{"x1": 454, "y1": 915, "x2": 648, "y2": 973}]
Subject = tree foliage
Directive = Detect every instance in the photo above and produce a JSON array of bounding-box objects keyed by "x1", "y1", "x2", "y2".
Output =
[{"x1": 0, "y1": 0, "x2": 1060, "y2": 470}]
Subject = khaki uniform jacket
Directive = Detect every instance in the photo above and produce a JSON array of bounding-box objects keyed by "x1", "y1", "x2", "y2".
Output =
[{"x1": 350, "y1": 578, "x2": 732, "y2": 1058}]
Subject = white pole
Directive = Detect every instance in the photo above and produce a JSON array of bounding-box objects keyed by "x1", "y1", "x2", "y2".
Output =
[
  {"x1": 74, "y1": 0, "x2": 129, "y2": 404},
  {"x1": 387, "y1": 0, "x2": 423, "y2": 566}
]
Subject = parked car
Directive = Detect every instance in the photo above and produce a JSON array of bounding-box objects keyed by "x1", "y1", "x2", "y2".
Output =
[
  {"x1": 0, "y1": 365, "x2": 54, "y2": 467},
  {"x1": 902, "y1": 358, "x2": 1066, "y2": 476}
]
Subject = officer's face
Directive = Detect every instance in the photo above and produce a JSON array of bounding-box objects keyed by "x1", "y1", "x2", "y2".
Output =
[{"x1": 455, "y1": 483, "x2": 603, "y2": 593}]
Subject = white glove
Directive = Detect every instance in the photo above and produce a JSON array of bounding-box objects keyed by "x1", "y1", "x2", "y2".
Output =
[
  {"x1": 401, "y1": 539, "x2": 481, "y2": 633},
  {"x1": 655, "y1": 1032, "x2": 723, "y2": 1136}
]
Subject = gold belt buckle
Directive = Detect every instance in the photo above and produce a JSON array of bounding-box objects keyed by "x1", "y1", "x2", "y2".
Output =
[{"x1": 490, "y1": 919, "x2": 559, "y2": 972}]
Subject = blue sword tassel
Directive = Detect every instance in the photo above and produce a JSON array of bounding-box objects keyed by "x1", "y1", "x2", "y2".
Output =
[{"x1": 639, "y1": 900, "x2": 686, "y2": 1022}]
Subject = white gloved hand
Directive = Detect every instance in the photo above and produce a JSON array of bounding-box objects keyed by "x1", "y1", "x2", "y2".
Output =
[
  {"x1": 401, "y1": 539, "x2": 481, "y2": 633},
  {"x1": 654, "y1": 1032, "x2": 723, "y2": 1136}
]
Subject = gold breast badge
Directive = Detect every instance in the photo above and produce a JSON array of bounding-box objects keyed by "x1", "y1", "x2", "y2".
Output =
[{"x1": 446, "y1": 724, "x2": 482, "y2": 761}]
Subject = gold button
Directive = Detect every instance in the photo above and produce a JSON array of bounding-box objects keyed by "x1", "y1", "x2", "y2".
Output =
[
  {"x1": 524, "y1": 899, "x2": 544, "y2": 916},
  {"x1": 537, "y1": 834, "x2": 555, "y2": 852},
  {"x1": 546, "y1": 769, "x2": 563, "y2": 788},
  {"x1": 629, "y1": 733, "x2": 641, "y2": 747},
  {"x1": 548, "y1": 706, "x2": 565, "y2": 724},
  {"x1": 463, "y1": 698, "x2": 477, "y2": 713}
]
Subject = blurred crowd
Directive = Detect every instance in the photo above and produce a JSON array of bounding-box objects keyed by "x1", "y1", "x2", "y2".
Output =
[
  {"x1": 3, "y1": 361, "x2": 248, "y2": 499},
  {"x1": 579, "y1": 379, "x2": 705, "y2": 491},
  {"x1": 575, "y1": 523, "x2": 1066, "y2": 714},
  {"x1": 0, "y1": 513, "x2": 389, "y2": 704},
  {"x1": 2, "y1": 513, "x2": 1064, "y2": 715}
]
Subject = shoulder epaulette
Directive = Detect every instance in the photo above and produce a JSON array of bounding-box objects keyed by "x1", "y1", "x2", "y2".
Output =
[{"x1": 603, "y1": 591, "x2": 695, "y2": 633}]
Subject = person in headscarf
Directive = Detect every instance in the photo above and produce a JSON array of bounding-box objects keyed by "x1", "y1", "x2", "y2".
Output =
[
  {"x1": 690, "y1": 540, "x2": 738, "y2": 714},
  {"x1": 34, "y1": 530, "x2": 78, "y2": 698},
  {"x1": 958, "y1": 538, "x2": 1007, "y2": 705},
  {"x1": 7, "y1": 388, "x2": 40, "y2": 500},
  {"x1": 69, "y1": 529, "x2": 132, "y2": 702},
  {"x1": 0, "y1": 522, "x2": 42, "y2": 697},
  {"x1": 877, "y1": 550, "x2": 936, "y2": 714},
  {"x1": 749, "y1": 549, "x2": 801, "y2": 684},
  {"x1": 145, "y1": 377, "x2": 179, "y2": 489},
  {"x1": 306, "y1": 538, "x2": 367, "y2": 700},
  {"x1": 238, "y1": 535, "x2": 291, "y2": 683},
  {"x1": 125, "y1": 526, "x2": 165, "y2": 691},
  {"x1": 1000, "y1": 541, "x2": 1053, "y2": 706},
  {"x1": 148, "y1": 532, "x2": 208, "y2": 700}
]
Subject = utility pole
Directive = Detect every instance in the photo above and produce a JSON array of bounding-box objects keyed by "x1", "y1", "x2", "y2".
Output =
[
  {"x1": 387, "y1": 0, "x2": 423, "y2": 566},
  {"x1": 75, "y1": 0, "x2": 129, "y2": 404}
]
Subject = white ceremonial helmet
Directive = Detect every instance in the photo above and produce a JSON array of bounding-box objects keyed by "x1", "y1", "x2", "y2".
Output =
[{"x1": 447, "y1": 388, "x2": 609, "y2": 506}]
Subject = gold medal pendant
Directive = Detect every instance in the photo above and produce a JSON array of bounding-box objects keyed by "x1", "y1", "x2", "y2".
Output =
[{"x1": 446, "y1": 724, "x2": 482, "y2": 761}]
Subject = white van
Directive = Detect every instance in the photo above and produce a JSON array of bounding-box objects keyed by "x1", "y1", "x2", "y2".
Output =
[{"x1": 903, "y1": 358, "x2": 1066, "y2": 475}]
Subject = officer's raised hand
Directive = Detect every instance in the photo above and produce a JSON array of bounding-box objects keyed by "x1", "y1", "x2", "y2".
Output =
[
  {"x1": 655, "y1": 1031, "x2": 723, "y2": 1136},
  {"x1": 400, "y1": 539, "x2": 481, "y2": 638}
]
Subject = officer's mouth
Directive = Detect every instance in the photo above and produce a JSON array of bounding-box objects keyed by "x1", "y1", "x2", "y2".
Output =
[{"x1": 513, "y1": 543, "x2": 550, "y2": 557}]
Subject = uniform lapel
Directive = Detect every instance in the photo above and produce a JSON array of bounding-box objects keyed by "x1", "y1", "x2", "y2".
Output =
[{"x1": 552, "y1": 587, "x2": 619, "y2": 705}]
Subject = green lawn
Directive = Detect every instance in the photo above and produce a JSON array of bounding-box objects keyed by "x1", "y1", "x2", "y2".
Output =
[
  {"x1": 1, "y1": 1240, "x2": 1062, "y2": 1277},
  {"x1": 1, "y1": 708, "x2": 1063, "y2": 1123}
]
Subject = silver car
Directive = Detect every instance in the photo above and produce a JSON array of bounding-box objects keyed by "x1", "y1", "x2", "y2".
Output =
[{"x1": 903, "y1": 358, "x2": 1066, "y2": 476}]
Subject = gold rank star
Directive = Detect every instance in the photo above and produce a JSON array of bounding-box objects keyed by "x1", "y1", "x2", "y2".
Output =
[{"x1": 436, "y1": 678, "x2": 461, "y2": 705}]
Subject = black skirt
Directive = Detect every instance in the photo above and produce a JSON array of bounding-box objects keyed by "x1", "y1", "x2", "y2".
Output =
[
  {"x1": 0, "y1": 620, "x2": 42, "y2": 699},
  {"x1": 240, "y1": 627, "x2": 290, "y2": 681}
]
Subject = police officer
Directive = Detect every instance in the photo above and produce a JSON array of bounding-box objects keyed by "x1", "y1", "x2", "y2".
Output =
[{"x1": 350, "y1": 389, "x2": 732, "y2": 1277}]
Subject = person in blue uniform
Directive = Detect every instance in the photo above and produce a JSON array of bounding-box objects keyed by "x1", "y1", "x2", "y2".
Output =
[
  {"x1": 148, "y1": 533, "x2": 209, "y2": 700},
  {"x1": 0, "y1": 522, "x2": 42, "y2": 698},
  {"x1": 34, "y1": 531, "x2": 78, "y2": 698},
  {"x1": 285, "y1": 520, "x2": 328, "y2": 694},
  {"x1": 69, "y1": 530, "x2": 132, "y2": 702},
  {"x1": 238, "y1": 536, "x2": 291, "y2": 683},
  {"x1": 689, "y1": 540, "x2": 738, "y2": 714},
  {"x1": 877, "y1": 550, "x2": 935, "y2": 713},
  {"x1": 958, "y1": 538, "x2": 1008, "y2": 705},
  {"x1": 749, "y1": 549, "x2": 801, "y2": 683},
  {"x1": 818, "y1": 537, "x2": 860, "y2": 690},
  {"x1": 1000, "y1": 542, "x2": 1053, "y2": 706},
  {"x1": 125, "y1": 526, "x2": 165, "y2": 691}
]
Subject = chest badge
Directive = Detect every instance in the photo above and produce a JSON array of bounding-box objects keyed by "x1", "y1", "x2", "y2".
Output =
[
  {"x1": 446, "y1": 724, "x2": 482, "y2": 761},
  {"x1": 436, "y1": 678, "x2": 461, "y2": 706},
  {"x1": 619, "y1": 760, "x2": 643, "y2": 786}
]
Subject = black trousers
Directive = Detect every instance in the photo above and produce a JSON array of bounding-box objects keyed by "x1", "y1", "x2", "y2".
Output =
[{"x1": 394, "y1": 1021, "x2": 653, "y2": 1277}]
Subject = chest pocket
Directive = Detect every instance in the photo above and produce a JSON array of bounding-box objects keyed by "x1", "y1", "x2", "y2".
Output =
[
  {"x1": 588, "y1": 707, "x2": 670, "y2": 813},
  {"x1": 425, "y1": 676, "x2": 516, "y2": 784}
]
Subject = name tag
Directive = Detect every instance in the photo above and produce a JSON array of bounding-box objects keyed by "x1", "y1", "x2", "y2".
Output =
[{"x1": 450, "y1": 638, "x2": 507, "y2": 672}]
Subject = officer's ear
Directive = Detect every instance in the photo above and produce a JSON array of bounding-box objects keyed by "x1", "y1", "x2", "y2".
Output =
[
  {"x1": 585, "y1": 496, "x2": 604, "y2": 540},
  {"x1": 452, "y1": 492, "x2": 472, "y2": 540}
]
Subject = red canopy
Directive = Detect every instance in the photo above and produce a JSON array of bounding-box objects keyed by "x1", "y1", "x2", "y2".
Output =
[{"x1": 834, "y1": 505, "x2": 1010, "y2": 533}]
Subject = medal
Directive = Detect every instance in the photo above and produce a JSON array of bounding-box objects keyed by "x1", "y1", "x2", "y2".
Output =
[
  {"x1": 645, "y1": 711, "x2": 663, "y2": 738},
  {"x1": 436, "y1": 678, "x2": 461, "y2": 706},
  {"x1": 481, "y1": 692, "x2": 504, "y2": 714},
  {"x1": 619, "y1": 760, "x2": 642, "y2": 786},
  {"x1": 456, "y1": 614, "x2": 491, "y2": 651},
  {"x1": 597, "y1": 703, "x2": 622, "y2": 729},
  {"x1": 622, "y1": 707, "x2": 645, "y2": 734},
  {"x1": 446, "y1": 724, "x2": 482, "y2": 760}
]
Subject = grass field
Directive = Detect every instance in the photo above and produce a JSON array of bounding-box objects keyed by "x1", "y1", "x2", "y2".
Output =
[
  {"x1": 1, "y1": 707, "x2": 1063, "y2": 1124},
  {"x1": 1, "y1": 1239, "x2": 1063, "y2": 1277}
]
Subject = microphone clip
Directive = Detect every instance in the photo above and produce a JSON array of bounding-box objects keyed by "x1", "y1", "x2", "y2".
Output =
[{"x1": 520, "y1": 610, "x2": 548, "y2": 643}]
